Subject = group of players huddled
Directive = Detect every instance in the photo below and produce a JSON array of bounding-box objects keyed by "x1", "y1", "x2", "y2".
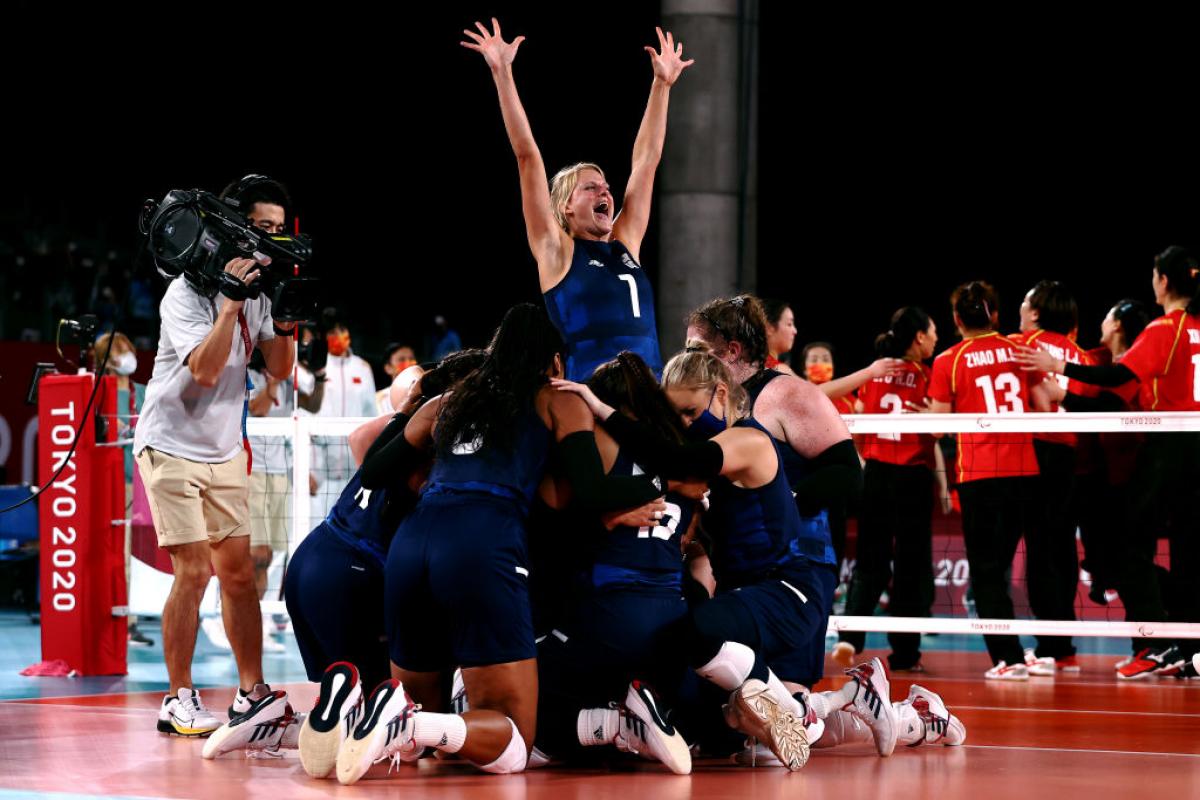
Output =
[{"x1": 186, "y1": 17, "x2": 1199, "y2": 781}]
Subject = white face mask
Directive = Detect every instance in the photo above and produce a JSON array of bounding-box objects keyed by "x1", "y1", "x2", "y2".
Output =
[{"x1": 112, "y1": 350, "x2": 137, "y2": 376}]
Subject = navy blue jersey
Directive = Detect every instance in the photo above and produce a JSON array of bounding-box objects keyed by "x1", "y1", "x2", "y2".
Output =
[
  {"x1": 322, "y1": 470, "x2": 397, "y2": 568},
  {"x1": 427, "y1": 406, "x2": 551, "y2": 510},
  {"x1": 705, "y1": 418, "x2": 834, "y2": 586},
  {"x1": 743, "y1": 370, "x2": 838, "y2": 569},
  {"x1": 590, "y1": 448, "x2": 694, "y2": 592},
  {"x1": 543, "y1": 239, "x2": 663, "y2": 381}
]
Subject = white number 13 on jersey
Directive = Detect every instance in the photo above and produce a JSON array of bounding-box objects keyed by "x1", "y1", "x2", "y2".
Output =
[{"x1": 618, "y1": 274, "x2": 642, "y2": 318}]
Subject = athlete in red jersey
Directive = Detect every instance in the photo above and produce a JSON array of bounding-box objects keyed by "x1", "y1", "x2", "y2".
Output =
[
  {"x1": 1008, "y1": 281, "x2": 1096, "y2": 675},
  {"x1": 761, "y1": 298, "x2": 798, "y2": 376},
  {"x1": 1016, "y1": 247, "x2": 1200, "y2": 679},
  {"x1": 928, "y1": 281, "x2": 1036, "y2": 680},
  {"x1": 835, "y1": 307, "x2": 938, "y2": 672}
]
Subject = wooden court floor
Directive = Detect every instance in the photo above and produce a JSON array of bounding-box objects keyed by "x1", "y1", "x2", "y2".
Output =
[{"x1": 1, "y1": 651, "x2": 1197, "y2": 800}]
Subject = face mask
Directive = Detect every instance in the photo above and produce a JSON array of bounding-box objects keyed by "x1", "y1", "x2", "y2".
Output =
[
  {"x1": 685, "y1": 385, "x2": 726, "y2": 440},
  {"x1": 112, "y1": 351, "x2": 137, "y2": 376},
  {"x1": 327, "y1": 331, "x2": 351, "y2": 357},
  {"x1": 806, "y1": 362, "x2": 834, "y2": 384}
]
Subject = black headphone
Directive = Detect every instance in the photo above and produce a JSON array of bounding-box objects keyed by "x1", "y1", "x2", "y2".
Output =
[{"x1": 219, "y1": 174, "x2": 291, "y2": 213}]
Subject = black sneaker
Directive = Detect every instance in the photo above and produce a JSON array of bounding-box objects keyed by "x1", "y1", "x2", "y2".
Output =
[
  {"x1": 128, "y1": 624, "x2": 154, "y2": 647},
  {"x1": 1174, "y1": 662, "x2": 1199, "y2": 681},
  {"x1": 1153, "y1": 646, "x2": 1187, "y2": 677}
]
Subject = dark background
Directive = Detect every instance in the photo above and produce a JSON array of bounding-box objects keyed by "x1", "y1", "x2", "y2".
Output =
[{"x1": 3, "y1": 4, "x2": 1196, "y2": 379}]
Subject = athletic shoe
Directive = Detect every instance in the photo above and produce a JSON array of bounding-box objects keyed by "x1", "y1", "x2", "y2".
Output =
[
  {"x1": 984, "y1": 661, "x2": 1028, "y2": 681},
  {"x1": 731, "y1": 741, "x2": 780, "y2": 767},
  {"x1": 1056, "y1": 655, "x2": 1081, "y2": 674},
  {"x1": 1193, "y1": 653, "x2": 1200, "y2": 674},
  {"x1": 831, "y1": 641, "x2": 856, "y2": 669},
  {"x1": 613, "y1": 681, "x2": 691, "y2": 775},
  {"x1": 262, "y1": 617, "x2": 286, "y2": 654},
  {"x1": 229, "y1": 683, "x2": 274, "y2": 719},
  {"x1": 201, "y1": 616, "x2": 232, "y2": 651},
  {"x1": 1117, "y1": 646, "x2": 1184, "y2": 680},
  {"x1": 1174, "y1": 662, "x2": 1200, "y2": 681},
  {"x1": 904, "y1": 685, "x2": 966, "y2": 746},
  {"x1": 1114, "y1": 650, "x2": 1143, "y2": 671},
  {"x1": 1023, "y1": 648, "x2": 1056, "y2": 677},
  {"x1": 128, "y1": 623, "x2": 154, "y2": 647},
  {"x1": 450, "y1": 667, "x2": 468, "y2": 714},
  {"x1": 336, "y1": 679, "x2": 420, "y2": 785},
  {"x1": 1152, "y1": 646, "x2": 1187, "y2": 677},
  {"x1": 202, "y1": 689, "x2": 293, "y2": 759},
  {"x1": 839, "y1": 658, "x2": 898, "y2": 757},
  {"x1": 299, "y1": 662, "x2": 364, "y2": 779},
  {"x1": 722, "y1": 679, "x2": 809, "y2": 771},
  {"x1": 157, "y1": 688, "x2": 221, "y2": 737}
]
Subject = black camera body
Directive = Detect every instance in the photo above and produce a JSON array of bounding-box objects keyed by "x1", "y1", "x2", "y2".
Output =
[{"x1": 140, "y1": 188, "x2": 320, "y2": 322}]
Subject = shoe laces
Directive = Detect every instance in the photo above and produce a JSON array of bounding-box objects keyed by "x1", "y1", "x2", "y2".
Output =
[
  {"x1": 844, "y1": 667, "x2": 884, "y2": 720},
  {"x1": 184, "y1": 691, "x2": 208, "y2": 715},
  {"x1": 374, "y1": 702, "x2": 422, "y2": 768}
]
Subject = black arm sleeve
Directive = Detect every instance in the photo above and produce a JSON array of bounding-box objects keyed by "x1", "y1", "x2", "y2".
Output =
[
  {"x1": 1063, "y1": 361, "x2": 1137, "y2": 388},
  {"x1": 792, "y1": 439, "x2": 862, "y2": 517},
  {"x1": 557, "y1": 430, "x2": 666, "y2": 512},
  {"x1": 600, "y1": 412, "x2": 725, "y2": 480},
  {"x1": 362, "y1": 412, "x2": 412, "y2": 466},
  {"x1": 360, "y1": 414, "x2": 428, "y2": 491},
  {"x1": 1060, "y1": 390, "x2": 1127, "y2": 413}
]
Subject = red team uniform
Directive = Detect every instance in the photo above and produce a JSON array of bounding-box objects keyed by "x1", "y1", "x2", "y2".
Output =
[
  {"x1": 839, "y1": 360, "x2": 936, "y2": 669},
  {"x1": 929, "y1": 332, "x2": 1037, "y2": 672}
]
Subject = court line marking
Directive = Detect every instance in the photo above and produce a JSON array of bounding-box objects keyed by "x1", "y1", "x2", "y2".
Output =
[
  {"x1": 953, "y1": 705, "x2": 1200, "y2": 718},
  {"x1": 964, "y1": 744, "x2": 1200, "y2": 759}
]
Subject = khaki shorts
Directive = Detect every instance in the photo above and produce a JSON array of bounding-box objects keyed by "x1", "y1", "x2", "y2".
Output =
[
  {"x1": 249, "y1": 471, "x2": 291, "y2": 551},
  {"x1": 135, "y1": 447, "x2": 250, "y2": 548}
]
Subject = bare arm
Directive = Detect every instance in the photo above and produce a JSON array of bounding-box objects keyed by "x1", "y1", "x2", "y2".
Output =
[
  {"x1": 349, "y1": 413, "x2": 397, "y2": 466},
  {"x1": 611, "y1": 27, "x2": 693, "y2": 261},
  {"x1": 462, "y1": 18, "x2": 568, "y2": 290},
  {"x1": 756, "y1": 374, "x2": 850, "y2": 459},
  {"x1": 248, "y1": 377, "x2": 276, "y2": 417},
  {"x1": 259, "y1": 325, "x2": 296, "y2": 382},
  {"x1": 819, "y1": 358, "x2": 903, "y2": 400}
]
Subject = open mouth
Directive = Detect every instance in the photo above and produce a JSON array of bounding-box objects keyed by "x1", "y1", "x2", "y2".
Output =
[{"x1": 594, "y1": 201, "x2": 610, "y2": 221}]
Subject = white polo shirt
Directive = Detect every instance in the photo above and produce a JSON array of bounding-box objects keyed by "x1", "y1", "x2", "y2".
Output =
[{"x1": 134, "y1": 277, "x2": 275, "y2": 463}]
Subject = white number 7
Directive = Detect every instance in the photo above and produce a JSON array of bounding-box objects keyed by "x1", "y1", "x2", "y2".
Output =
[{"x1": 618, "y1": 274, "x2": 641, "y2": 318}]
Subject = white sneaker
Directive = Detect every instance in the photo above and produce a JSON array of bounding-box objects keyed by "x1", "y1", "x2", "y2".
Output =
[
  {"x1": 201, "y1": 616, "x2": 232, "y2": 651},
  {"x1": 985, "y1": 661, "x2": 1029, "y2": 681},
  {"x1": 336, "y1": 679, "x2": 420, "y2": 785},
  {"x1": 831, "y1": 641, "x2": 857, "y2": 669},
  {"x1": 904, "y1": 685, "x2": 966, "y2": 746},
  {"x1": 613, "y1": 681, "x2": 691, "y2": 775},
  {"x1": 722, "y1": 679, "x2": 809, "y2": 771},
  {"x1": 262, "y1": 617, "x2": 286, "y2": 654},
  {"x1": 229, "y1": 683, "x2": 274, "y2": 719},
  {"x1": 1194, "y1": 653, "x2": 1200, "y2": 674},
  {"x1": 731, "y1": 741, "x2": 780, "y2": 767},
  {"x1": 202, "y1": 689, "x2": 294, "y2": 759},
  {"x1": 839, "y1": 657, "x2": 898, "y2": 757},
  {"x1": 299, "y1": 662, "x2": 364, "y2": 779},
  {"x1": 1023, "y1": 648, "x2": 1056, "y2": 677},
  {"x1": 157, "y1": 688, "x2": 221, "y2": 737}
]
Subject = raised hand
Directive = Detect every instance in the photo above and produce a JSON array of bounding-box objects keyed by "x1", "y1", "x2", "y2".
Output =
[
  {"x1": 1012, "y1": 343, "x2": 1062, "y2": 374},
  {"x1": 460, "y1": 17, "x2": 525, "y2": 72},
  {"x1": 645, "y1": 26, "x2": 694, "y2": 86},
  {"x1": 551, "y1": 378, "x2": 614, "y2": 419},
  {"x1": 868, "y1": 357, "x2": 907, "y2": 380}
]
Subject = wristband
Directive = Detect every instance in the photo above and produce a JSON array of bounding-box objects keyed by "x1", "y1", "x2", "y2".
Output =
[{"x1": 273, "y1": 323, "x2": 296, "y2": 338}]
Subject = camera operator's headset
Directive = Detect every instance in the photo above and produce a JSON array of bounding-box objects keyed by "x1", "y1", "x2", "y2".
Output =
[{"x1": 219, "y1": 174, "x2": 292, "y2": 217}]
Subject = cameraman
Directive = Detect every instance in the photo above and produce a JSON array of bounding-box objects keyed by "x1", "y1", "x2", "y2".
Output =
[{"x1": 133, "y1": 176, "x2": 296, "y2": 738}]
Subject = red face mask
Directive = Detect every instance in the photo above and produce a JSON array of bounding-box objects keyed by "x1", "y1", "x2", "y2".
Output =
[
  {"x1": 327, "y1": 331, "x2": 351, "y2": 357},
  {"x1": 806, "y1": 362, "x2": 834, "y2": 384}
]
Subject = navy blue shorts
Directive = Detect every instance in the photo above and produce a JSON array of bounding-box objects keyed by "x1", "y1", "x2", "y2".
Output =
[
  {"x1": 536, "y1": 588, "x2": 689, "y2": 755},
  {"x1": 385, "y1": 492, "x2": 536, "y2": 671},
  {"x1": 284, "y1": 524, "x2": 390, "y2": 688},
  {"x1": 712, "y1": 564, "x2": 835, "y2": 685}
]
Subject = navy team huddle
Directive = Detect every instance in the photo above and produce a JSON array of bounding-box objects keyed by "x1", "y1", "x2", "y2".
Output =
[{"x1": 194, "y1": 18, "x2": 968, "y2": 780}]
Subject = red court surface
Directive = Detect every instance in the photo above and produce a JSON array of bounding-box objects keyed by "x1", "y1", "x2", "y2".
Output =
[{"x1": 1, "y1": 651, "x2": 1197, "y2": 799}]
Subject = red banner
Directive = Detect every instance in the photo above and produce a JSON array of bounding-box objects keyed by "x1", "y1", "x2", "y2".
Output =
[{"x1": 37, "y1": 372, "x2": 127, "y2": 675}]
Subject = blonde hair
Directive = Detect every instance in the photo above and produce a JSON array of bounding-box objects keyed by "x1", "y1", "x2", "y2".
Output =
[
  {"x1": 661, "y1": 350, "x2": 749, "y2": 422},
  {"x1": 549, "y1": 162, "x2": 605, "y2": 234},
  {"x1": 92, "y1": 331, "x2": 133, "y2": 373}
]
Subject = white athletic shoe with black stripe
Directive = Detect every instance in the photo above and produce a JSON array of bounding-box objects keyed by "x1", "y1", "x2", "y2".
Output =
[
  {"x1": 723, "y1": 679, "x2": 810, "y2": 771},
  {"x1": 450, "y1": 667, "x2": 469, "y2": 714},
  {"x1": 336, "y1": 679, "x2": 420, "y2": 785},
  {"x1": 903, "y1": 684, "x2": 966, "y2": 746},
  {"x1": 202, "y1": 689, "x2": 294, "y2": 758},
  {"x1": 840, "y1": 657, "x2": 898, "y2": 757},
  {"x1": 298, "y1": 662, "x2": 364, "y2": 778},
  {"x1": 157, "y1": 688, "x2": 221, "y2": 737},
  {"x1": 612, "y1": 681, "x2": 691, "y2": 774}
]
